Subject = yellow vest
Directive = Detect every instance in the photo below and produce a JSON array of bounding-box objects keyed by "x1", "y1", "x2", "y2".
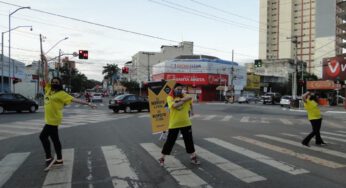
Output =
[
  {"x1": 167, "y1": 95, "x2": 192, "y2": 129},
  {"x1": 304, "y1": 99, "x2": 322, "y2": 120},
  {"x1": 44, "y1": 84, "x2": 73, "y2": 126}
]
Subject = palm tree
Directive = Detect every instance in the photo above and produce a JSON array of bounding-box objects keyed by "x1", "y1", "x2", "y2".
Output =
[{"x1": 102, "y1": 64, "x2": 120, "y2": 93}]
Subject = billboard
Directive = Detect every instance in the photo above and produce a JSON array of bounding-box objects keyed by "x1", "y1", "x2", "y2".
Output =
[
  {"x1": 152, "y1": 73, "x2": 228, "y2": 85},
  {"x1": 306, "y1": 80, "x2": 339, "y2": 90},
  {"x1": 323, "y1": 55, "x2": 346, "y2": 80}
]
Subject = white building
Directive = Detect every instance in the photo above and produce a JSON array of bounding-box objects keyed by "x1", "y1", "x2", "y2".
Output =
[
  {"x1": 127, "y1": 41, "x2": 193, "y2": 83},
  {"x1": 259, "y1": 0, "x2": 344, "y2": 78},
  {"x1": 15, "y1": 61, "x2": 40, "y2": 99},
  {"x1": 0, "y1": 55, "x2": 26, "y2": 93}
]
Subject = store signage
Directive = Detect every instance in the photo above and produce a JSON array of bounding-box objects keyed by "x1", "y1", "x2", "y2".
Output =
[
  {"x1": 323, "y1": 55, "x2": 346, "y2": 80},
  {"x1": 306, "y1": 80, "x2": 337, "y2": 90}
]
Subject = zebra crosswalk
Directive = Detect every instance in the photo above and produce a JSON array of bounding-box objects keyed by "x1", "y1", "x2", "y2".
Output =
[{"x1": 1, "y1": 131, "x2": 346, "y2": 187}]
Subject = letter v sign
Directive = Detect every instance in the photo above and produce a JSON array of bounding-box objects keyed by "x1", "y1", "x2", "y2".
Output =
[{"x1": 328, "y1": 61, "x2": 339, "y2": 73}]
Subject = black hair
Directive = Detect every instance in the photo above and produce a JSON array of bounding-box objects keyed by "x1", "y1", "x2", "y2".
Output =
[
  {"x1": 309, "y1": 94, "x2": 318, "y2": 102},
  {"x1": 51, "y1": 77, "x2": 63, "y2": 91}
]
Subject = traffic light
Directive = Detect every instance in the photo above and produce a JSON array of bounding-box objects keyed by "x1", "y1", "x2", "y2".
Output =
[
  {"x1": 122, "y1": 67, "x2": 129, "y2": 74},
  {"x1": 78, "y1": 50, "x2": 88, "y2": 59},
  {"x1": 254, "y1": 59, "x2": 262, "y2": 68}
]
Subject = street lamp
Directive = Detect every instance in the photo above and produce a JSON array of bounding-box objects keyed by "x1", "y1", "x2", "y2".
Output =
[
  {"x1": 8, "y1": 6, "x2": 31, "y2": 93},
  {"x1": 44, "y1": 37, "x2": 69, "y2": 55},
  {"x1": 1, "y1": 25, "x2": 32, "y2": 93}
]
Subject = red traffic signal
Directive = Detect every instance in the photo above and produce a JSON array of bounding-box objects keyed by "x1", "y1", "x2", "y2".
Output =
[
  {"x1": 78, "y1": 50, "x2": 88, "y2": 59},
  {"x1": 122, "y1": 67, "x2": 129, "y2": 74}
]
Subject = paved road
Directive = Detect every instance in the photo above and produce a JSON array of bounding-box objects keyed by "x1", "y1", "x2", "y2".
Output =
[{"x1": 0, "y1": 101, "x2": 346, "y2": 188}]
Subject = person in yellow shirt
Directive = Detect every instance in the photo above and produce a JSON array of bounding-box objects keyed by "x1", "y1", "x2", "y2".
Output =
[
  {"x1": 159, "y1": 83, "x2": 200, "y2": 166},
  {"x1": 301, "y1": 91, "x2": 326, "y2": 147},
  {"x1": 39, "y1": 55, "x2": 96, "y2": 168}
]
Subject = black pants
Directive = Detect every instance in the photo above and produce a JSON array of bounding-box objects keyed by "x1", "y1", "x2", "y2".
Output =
[
  {"x1": 161, "y1": 126, "x2": 195, "y2": 155},
  {"x1": 39, "y1": 124, "x2": 62, "y2": 160},
  {"x1": 302, "y1": 118, "x2": 324, "y2": 145}
]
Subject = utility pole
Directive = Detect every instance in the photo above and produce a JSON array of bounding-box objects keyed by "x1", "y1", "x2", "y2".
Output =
[
  {"x1": 1, "y1": 32, "x2": 4, "y2": 93},
  {"x1": 57, "y1": 49, "x2": 61, "y2": 77},
  {"x1": 142, "y1": 52, "x2": 155, "y2": 81},
  {"x1": 38, "y1": 34, "x2": 44, "y2": 96},
  {"x1": 287, "y1": 35, "x2": 304, "y2": 100}
]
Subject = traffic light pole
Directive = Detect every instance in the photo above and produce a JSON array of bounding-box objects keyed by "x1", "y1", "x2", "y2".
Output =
[{"x1": 142, "y1": 52, "x2": 155, "y2": 81}]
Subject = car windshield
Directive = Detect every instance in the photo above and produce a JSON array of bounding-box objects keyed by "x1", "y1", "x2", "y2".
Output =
[
  {"x1": 282, "y1": 96, "x2": 291, "y2": 99},
  {"x1": 114, "y1": 95, "x2": 129, "y2": 100}
]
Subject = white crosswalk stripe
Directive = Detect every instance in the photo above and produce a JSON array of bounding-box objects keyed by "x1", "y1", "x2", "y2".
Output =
[
  {"x1": 190, "y1": 114, "x2": 201, "y2": 119},
  {"x1": 257, "y1": 134, "x2": 346, "y2": 160},
  {"x1": 321, "y1": 131, "x2": 346, "y2": 138},
  {"x1": 324, "y1": 121, "x2": 344, "y2": 129},
  {"x1": 176, "y1": 141, "x2": 266, "y2": 183},
  {"x1": 337, "y1": 131, "x2": 346, "y2": 134},
  {"x1": 0, "y1": 152, "x2": 30, "y2": 187},
  {"x1": 220, "y1": 115, "x2": 233, "y2": 122},
  {"x1": 140, "y1": 143, "x2": 212, "y2": 188},
  {"x1": 102, "y1": 145, "x2": 140, "y2": 188},
  {"x1": 202, "y1": 115, "x2": 217, "y2": 120},
  {"x1": 234, "y1": 136, "x2": 344, "y2": 168},
  {"x1": 205, "y1": 138, "x2": 308, "y2": 175},
  {"x1": 42, "y1": 149, "x2": 74, "y2": 188},
  {"x1": 279, "y1": 119, "x2": 293, "y2": 125}
]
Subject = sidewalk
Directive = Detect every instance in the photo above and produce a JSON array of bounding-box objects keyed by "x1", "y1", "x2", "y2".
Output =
[{"x1": 291, "y1": 104, "x2": 346, "y2": 114}]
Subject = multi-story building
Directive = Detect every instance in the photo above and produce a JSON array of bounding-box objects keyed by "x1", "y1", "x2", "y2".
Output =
[
  {"x1": 127, "y1": 41, "x2": 193, "y2": 83},
  {"x1": 259, "y1": 0, "x2": 344, "y2": 78}
]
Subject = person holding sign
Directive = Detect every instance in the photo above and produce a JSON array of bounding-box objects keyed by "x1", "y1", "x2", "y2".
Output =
[{"x1": 158, "y1": 83, "x2": 200, "y2": 166}]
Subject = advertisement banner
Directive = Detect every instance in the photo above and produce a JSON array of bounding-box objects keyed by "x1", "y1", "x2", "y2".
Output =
[
  {"x1": 245, "y1": 73, "x2": 260, "y2": 90},
  {"x1": 147, "y1": 80, "x2": 176, "y2": 133},
  {"x1": 323, "y1": 55, "x2": 346, "y2": 80},
  {"x1": 307, "y1": 80, "x2": 337, "y2": 90},
  {"x1": 152, "y1": 73, "x2": 228, "y2": 85}
]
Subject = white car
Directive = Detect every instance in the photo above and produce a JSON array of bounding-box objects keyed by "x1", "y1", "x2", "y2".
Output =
[
  {"x1": 91, "y1": 93, "x2": 103, "y2": 102},
  {"x1": 280, "y1": 95, "x2": 292, "y2": 107}
]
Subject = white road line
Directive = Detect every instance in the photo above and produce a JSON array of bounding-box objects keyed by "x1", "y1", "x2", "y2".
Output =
[
  {"x1": 176, "y1": 141, "x2": 266, "y2": 183},
  {"x1": 190, "y1": 114, "x2": 201, "y2": 119},
  {"x1": 140, "y1": 143, "x2": 212, "y2": 188},
  {"x1": 99, "y1": 103, "x2": 105, "y2": 107},
  {"x1": 240, "y1": 116, "x2": 250, "y2": 123},
  {"x1": 0, "y1": 129, "x2": 32, "y2": 135},
  {"x1": 256, "y1": 134, "x2": 346, "y2": 160},
  {"x1": 279, "y1": 119, "x2": 293, "y2": 125},
  {"x1": 101, "y1": 145, "x2": 140, "y2": 188},
  {"x1": 281, "y1": 133, "x2": 303, "y2": 139},
  {"x1": 138, "y1": 114, "x2": 150, "y2": 118},
  {"x1": 205, "y1": 138, "x2": 308, "y2": 175},
  {"x1": 321, "y1": 131, "x2": 346, "y2": 138},
  {"x1": 221, "y1": 115, "x2": 233, "y2": 122},
  {"x1": 234, "y1": 136, "x2": 344, "y2": 169},
  {"x1": 260, "y1": 117, "x2": 270, "y2": 124},
  {"x1": 337, "y1": 131, "x2": 346, "y2": 134},
  {"x1": 324, "y1": 121, "x2": 344, "y2": 129},
  {"x1": 202, "y1": 115, "x2": 217, "y2": 121},
  {"x1": 0, "y1": 124, "x2": 42, "y2": 131},
  {"x1": 42, "y1": 149, "x2": 74, "y2": 188},
  {"x1": 0, "y1": 152, "x2": 30, "y2": 187}
]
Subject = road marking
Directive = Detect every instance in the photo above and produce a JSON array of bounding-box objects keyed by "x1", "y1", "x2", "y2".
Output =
[
  {"x1": 0, "y1": 129, "x2": 31, "y2": 135},
  {"x1": 256, "y1": 135, "x2": 346, "y2": 160},
  {"x1": 0, "y1": 124, "x2": 42, "y2": 131},
  {"x1": 138, "y1": 114, "x2": 150, "y2": 118},
  {"x1": 325, "y1": 111, "x2": 346, "y2": 114},
  {"x1": 220, "y1": 115, "x2": 233, "y2": 122},
  {"x1": 0, "y1": 152, "x2": 30, "y2": 187},
  {"x1": 234, "y1": 136, "x2": 344, "y2": 169},
  {"x1": 190, "y1": 114, "x2": 201, "y2": 119},
  {"x1": 99, "y1": 103, "x2": 105, "y2": 107},
  {"x1": 337, "y1": 131, "x2": 346, "y2": 134},
  {"x1": 202, "y1": 115, "x2": 217, "y2": 120},
  {"x1": 260, "y1": 117, "x2": 270, "y2": 124},
  {"x1": 75, "y1": 105, "x2": 81, "y2": 108},
  {"x1": 101, "y1": 145, "x2": 140, "y2": 188},
  {"x1": 281, "y1": 133, "x2": 302, "y2": 139},
  {"x1": 176, "y1": 141, "x2": 266, "y2": 183},
  {"x1": 205, "y1": 138, "x2": 308, "y2": 175},
  {"x1": 279, "y1": 119, "x2": 293, "y2": 125},
  {"x1": 43, "y1": 149, "x2": 74, "y2": 188},
  {"x1": 140, "y1": 143, "x2": 212, "y2": 188},
  {"x1": 321, "y1": 131, "x2": 346, "y2": 138},
  {"x1": 324, "y1": 121, "x2": 344, "y2": 129},
  {"x1": 240, "y1": 116, "x2": 250, "y2": 123}
]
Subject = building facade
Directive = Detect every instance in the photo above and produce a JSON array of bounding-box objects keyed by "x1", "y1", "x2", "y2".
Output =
[
  {"x1": 152, "y1": 55, "x2": 246, "y2": 101},
  {"x1": 128, "y1": 41, "x2": 193, "y2": 83},
  {"x1": 0, "y1": 55, "x2": 26, "y2": 93},
  {"x1": 259, "y1": 0, "x2": 344, "y2": 78}
]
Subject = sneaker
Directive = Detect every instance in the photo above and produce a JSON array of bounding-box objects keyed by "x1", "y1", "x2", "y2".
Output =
[
  {"x1": 301, "y1": 141, "x2": 310, "y2": 147},
  {"x1": 52, "y1": 160, "x2": 64, "y2": 167},
  {"x1": 190, "y1": 156, "x2": 201, "y2": 165},
  {"x1": 158, "y1": 157, "x2": 165, "y2": 166},
  {"x1": 45, "y1": 158, "x2": 53, "y2": 167}
]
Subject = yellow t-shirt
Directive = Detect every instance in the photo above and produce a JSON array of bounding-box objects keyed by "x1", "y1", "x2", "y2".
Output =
[
  {"x1": 304, "y1": 99, "x2": 321, "y2": 120},
  {"x1": 167, "y1": 95, "x2": 192, "y2": 129},
  {"x1": 44, "y1": 84, "x2": 73, "y2": 126}
]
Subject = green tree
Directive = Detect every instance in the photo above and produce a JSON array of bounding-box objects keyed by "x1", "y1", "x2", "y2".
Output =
[
  {"x1": 120, "y1": 80, "x2": 139, "y2": 94},
  {"x1": 102, "y1": 64, "x2": 120, "y2": 93}
]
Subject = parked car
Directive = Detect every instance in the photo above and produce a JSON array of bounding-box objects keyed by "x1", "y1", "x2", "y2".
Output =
[
  {"x1": 91, "y1": 93, "x2": 103, "y2": 102},
  {"x1": 238, "y1": 95, "x2": 260, "y2": 104},
  {"x1": 280, "y1": 95, "x2": 292, "y2": 107},
  {"x1": 261, "y1": 92, "x2": 281, "y2": 104},
  {"x1": 0, "y1": 93, "x2": 38, "y2": 114},
  {"x1": 108, "y1": 94, "x2": 149, "y2": 113}
]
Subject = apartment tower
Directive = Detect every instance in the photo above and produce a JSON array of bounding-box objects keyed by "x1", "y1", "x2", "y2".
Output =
[{"x1": 259, "y1": 0, "x2": 345, "y2": 78}]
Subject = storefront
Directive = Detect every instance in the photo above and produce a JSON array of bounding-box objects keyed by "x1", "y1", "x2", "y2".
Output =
[{"x1": 152, "y1": 55, "x2": 246, "y2": 101}]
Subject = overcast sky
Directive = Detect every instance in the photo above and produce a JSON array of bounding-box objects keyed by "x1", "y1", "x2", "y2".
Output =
[{"x1": 0, "y1": 0, "x2": 260, "y2": 81}]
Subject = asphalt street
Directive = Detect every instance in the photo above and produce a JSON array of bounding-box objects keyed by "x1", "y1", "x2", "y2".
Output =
[{"x1": 0, "y1": 99, "x2": 346, "y2": 188}]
